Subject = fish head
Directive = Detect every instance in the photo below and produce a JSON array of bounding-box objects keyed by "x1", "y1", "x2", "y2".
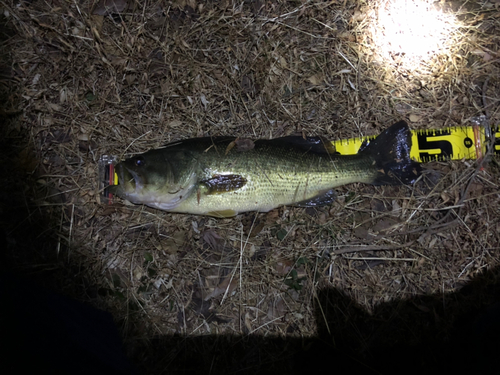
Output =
[{"x1": 110, "y1": 149, "x2": 198, "y2": 209}]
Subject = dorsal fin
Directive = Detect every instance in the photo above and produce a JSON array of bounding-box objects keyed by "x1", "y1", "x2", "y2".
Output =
[{"x1": 261, "y1": 136, "x2": 336, "y2": 154}]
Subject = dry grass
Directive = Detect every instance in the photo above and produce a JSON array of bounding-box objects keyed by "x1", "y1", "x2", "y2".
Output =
[{"x1": 1, "y1": 0, "x2": 500, "y2": 372}]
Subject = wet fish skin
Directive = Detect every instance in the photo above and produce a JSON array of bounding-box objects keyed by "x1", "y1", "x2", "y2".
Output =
[{"x1": 109, "y1": 121, "x2": 420, "y2": 217}]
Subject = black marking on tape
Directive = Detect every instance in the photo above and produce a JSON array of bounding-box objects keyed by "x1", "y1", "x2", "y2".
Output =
[{"x1": 417, "y1": 130, "x2": 454, "y2": 162}]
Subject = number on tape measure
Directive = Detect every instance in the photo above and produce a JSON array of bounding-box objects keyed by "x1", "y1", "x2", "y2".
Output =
[{"x1": 415, "y1": 129, "x2": 454, "y2": 162}]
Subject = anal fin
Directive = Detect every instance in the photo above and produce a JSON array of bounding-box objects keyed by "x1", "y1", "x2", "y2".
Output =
[
  {"x1": 293, "y1": 189, "x2": 337, "y2": 207},
  {"x1": 206, "y1": 209, "x2": 238, "y2": 218}
]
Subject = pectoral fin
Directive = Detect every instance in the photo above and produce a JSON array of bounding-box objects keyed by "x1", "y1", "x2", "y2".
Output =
[
  {"x1": 201, "y1": 174, "x2": 247, "y2": 195},
  {"x1": 293, "y1": 189, "x2": 337, "y2": 207}
]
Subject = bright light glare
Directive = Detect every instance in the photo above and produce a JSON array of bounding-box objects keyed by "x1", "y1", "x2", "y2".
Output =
[{"x1": 370, "y1": 0, "x2": 459, "y2": 69}]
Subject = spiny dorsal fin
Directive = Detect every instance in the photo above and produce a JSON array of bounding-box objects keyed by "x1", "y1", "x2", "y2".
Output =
[{"x1": 262, "y1": 136, "x2": 336, "y2": 154}]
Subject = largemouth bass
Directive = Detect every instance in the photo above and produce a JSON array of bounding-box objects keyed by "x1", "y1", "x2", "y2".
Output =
[{"x1": 108, "y1": 121, "x2": 421, "y2": 217}]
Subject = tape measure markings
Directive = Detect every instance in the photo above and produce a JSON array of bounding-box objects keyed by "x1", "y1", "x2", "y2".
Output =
[{"x1": 331, "y1": 126, "x2": 498, "y2": 162}]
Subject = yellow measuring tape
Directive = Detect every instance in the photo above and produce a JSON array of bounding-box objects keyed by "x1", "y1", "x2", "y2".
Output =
[{"x1": 332, "y1": 125, "x2": 500, "y2": 162}]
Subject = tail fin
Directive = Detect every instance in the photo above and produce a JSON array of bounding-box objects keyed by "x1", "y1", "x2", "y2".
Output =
[{"x1": 359, "y1": 121, "x2": 421, "y2": 185}]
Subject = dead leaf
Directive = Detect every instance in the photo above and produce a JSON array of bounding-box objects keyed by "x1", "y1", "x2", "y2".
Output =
[
  {"x1": 395, "y1": 102, "x2": 412, "y2": 114},
  {"x1": 98, "y1": 203, "x2": 128, "y2": 216},
  {"x1": 235, "y1": 138, "x2": 255, "y2": 152},
  {"x1": 275, "y1": 259, "x2": 293, "y2": 276},
  {"x1": 267, "y1": 297, "x2": 286, "y2": 321},
  {"x1": 472, "y1": 49, "x2": 493, "y2": 62},
  {"x1": 466, "y1": 182, "x2": 483, "y2": 199},
  {"x1": 202, "y1": 229, "x2": 224, "y2": 251},
  {"x1": 279, "y1": 56, "x2": 288, "y2": 69},
  {"x1": 353, "y1": 225, "x2": 370, "y2": 240},
  {"x1": 241, "y1": 74, "x2": 256, "y2": 96},
  {"x1": 191, "y1": 296, "x2": 212, "y2": 317},
  {"x1": 352, "y1": 11, "x2": 365, "y2": 22},
  {"x1": 413, "y1": 302, "x2": 431, "y2": 313},
  {"x1": 441, "y1": 192, "x2": 450, "y2": 204},
  {"x1": 162, "y1": 230, "x2": 186, "y2": 254},
  {"x1": 409, "y1": 113, "x2": 422, "y2": 122},
  {"x1": 371, "y1": 199, "x2": 387, "y2": 212},
  {"x1": 17, "y1": 147, "x2": 38, "y2": 173},
  {"x1": 242, "y1": 215, "x2": 265, "y2": 237},
  {"x1": 265, "y1": 209, "x2": 280, "y2": 223},
  {"x1": 390, "y1": 200, "x2": 402, "y2": 216},
  {"x1": 167, "y1": 120, "x2": 183, "y2": 128},
  {"x1": 204, "y1": 274, "x2": 238, "y2": 300},
  {"x1": 200, "y1": 94, "x2": 209, "y2": 109},
  {"x1": 92, "y1": 0, "x2": 128, "y2": 16},
  {"x1": 125, "y1": 73, "x2": 136, "y2": 85},
  {"x1": 225, "y1": 138, "x2": 254, "y2": 155},
  {"x1": 307, "y1": 74, "x2": 322, "y2": 85},
  {"x1": 372, "y1": 218, "x2": 398, "y2": 233}
]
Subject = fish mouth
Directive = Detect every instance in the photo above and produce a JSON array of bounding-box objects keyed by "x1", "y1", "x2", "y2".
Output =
[{"x1": 115, "y1": 163, "x2": 144, "y2": 194}]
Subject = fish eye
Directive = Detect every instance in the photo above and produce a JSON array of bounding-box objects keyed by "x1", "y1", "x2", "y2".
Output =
[{"x1": 134, "y1": 156, "x2": 145, "y2": 167}]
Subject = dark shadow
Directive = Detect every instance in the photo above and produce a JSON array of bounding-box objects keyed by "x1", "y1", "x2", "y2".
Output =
[
  {"x1": 4, "y1": 261, "x2": 499, "y2": 374},
  {"x1": 312, "y1": 271, "x2": 500, "y2": 374},
  {"x1": 0, "y1": 12, "x2": 136, "y2": 375},
  {"x1": 2, "y1": 272, "x2": 139, "y2": 375},
  {"x1": 127, "y1": 265, "x2": 500, "y2": 374}
]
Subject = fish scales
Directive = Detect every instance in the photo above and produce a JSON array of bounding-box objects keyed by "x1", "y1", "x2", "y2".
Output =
[{"x1": 174, "y1": 141, "x2": 377, "y2": 215}]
